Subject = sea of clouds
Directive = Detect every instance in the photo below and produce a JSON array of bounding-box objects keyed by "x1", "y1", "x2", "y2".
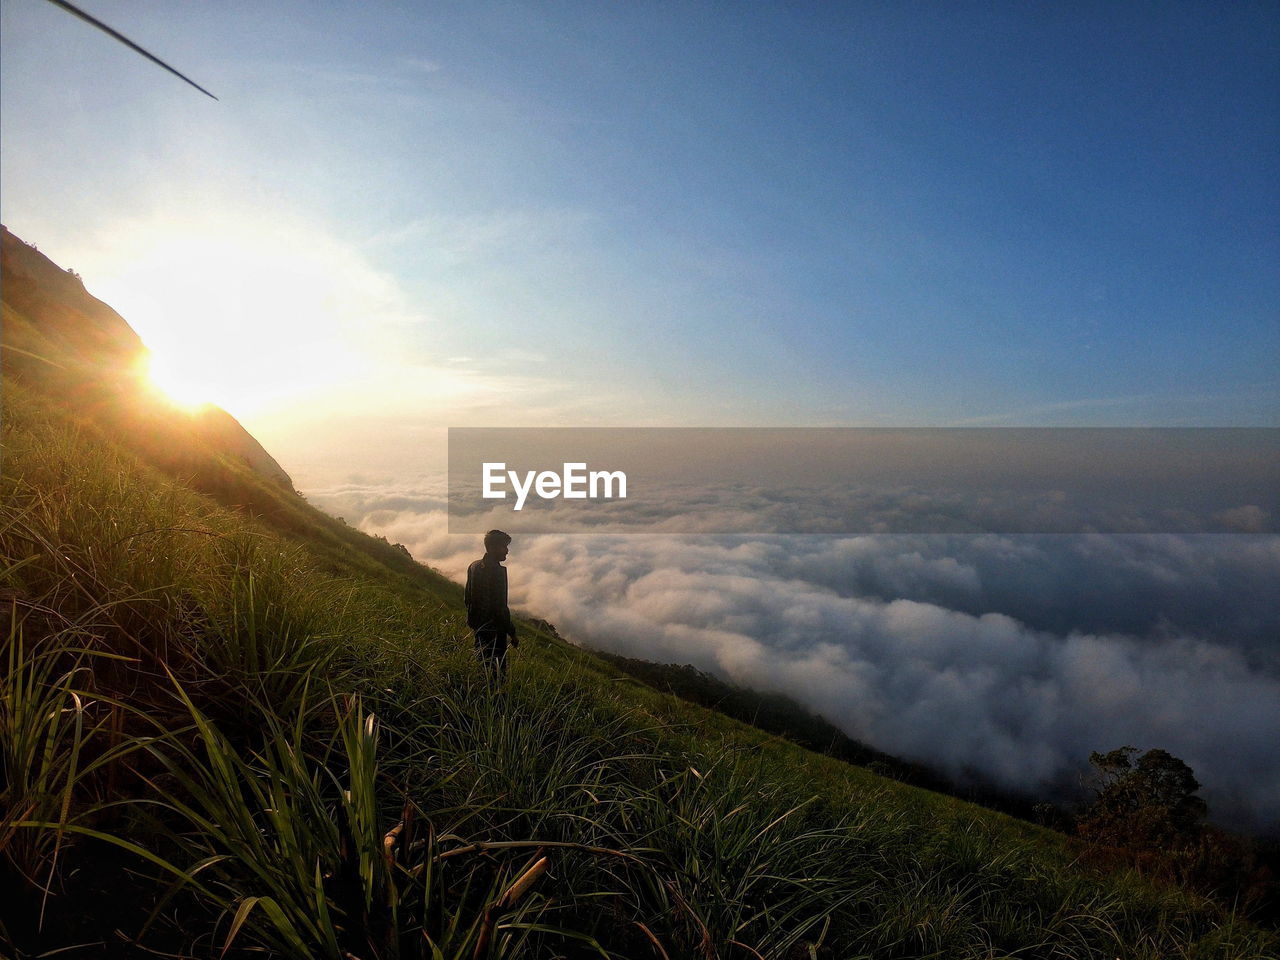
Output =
[{"x1": 313, "y1": 476, "x2": 1280, "y2": 832}]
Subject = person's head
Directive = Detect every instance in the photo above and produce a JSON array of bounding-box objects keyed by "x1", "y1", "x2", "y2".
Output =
[{"x1": 483, "y1": 529, "x2": 512, "y2": 561}]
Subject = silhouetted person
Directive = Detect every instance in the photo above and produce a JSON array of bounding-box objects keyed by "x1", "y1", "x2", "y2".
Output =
[{"x1": 464, "y1": 529, "x2": 518, "y2": 684}]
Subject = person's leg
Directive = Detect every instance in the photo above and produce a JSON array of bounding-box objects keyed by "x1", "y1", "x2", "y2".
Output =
[
  {"x1": 474, "y1": 630, "x2": 496, "y2": 684},
  {"x1": 492, "y1": 633, "x2": 509, "y2": 683},
  {"x1": 474, "y1": 630, "x2": 508, "y2": 686}
]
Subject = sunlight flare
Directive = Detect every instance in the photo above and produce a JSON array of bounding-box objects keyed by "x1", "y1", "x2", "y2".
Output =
[
  {"x1": 79, "y1": 217, "x2": 416, "y2": 420},
  {"x1": 145, "y1": 351, "x2": 212, "y2": 411}
]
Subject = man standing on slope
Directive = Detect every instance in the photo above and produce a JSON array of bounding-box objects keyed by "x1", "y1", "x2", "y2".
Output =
[{"x1": 464, "y1": 529, "x2": 519, "y2": 684}]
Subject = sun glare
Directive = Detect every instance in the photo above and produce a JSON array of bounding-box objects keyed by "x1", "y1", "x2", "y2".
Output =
[
  {"x1": 146, "y1": 352, "x2": 213, "y2": 411},
  {"x1": 85, "y1": 219, "x2": 400, "y2": 422}
]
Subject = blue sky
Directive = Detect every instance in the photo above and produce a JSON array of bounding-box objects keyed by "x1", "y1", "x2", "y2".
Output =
[{"x1": 2, "y1": 1, "x2": 1276, "y2": 471}]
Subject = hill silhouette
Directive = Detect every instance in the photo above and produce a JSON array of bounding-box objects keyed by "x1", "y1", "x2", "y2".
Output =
[
  {"x1": 2, "y1": 225, "x2": 292, "y2": 489},
  {"x1": 2, "y1": 230, "x2": 1275, "y2": 958}
]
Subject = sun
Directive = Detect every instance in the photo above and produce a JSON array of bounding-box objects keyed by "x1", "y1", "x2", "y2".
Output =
[
  {"x1": 88, "y1": 219, "x2": 398, "y2": 422},
  {"x1": 145, "y1": 351, "x2": 213, "y2": 411}
]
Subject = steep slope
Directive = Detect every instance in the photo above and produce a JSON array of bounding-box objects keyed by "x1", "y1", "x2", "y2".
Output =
[
  {"x1": 2, "y1": 225, "x2": 461, "y2": 603},
  {"x1": 2, "y1": 225, "x2": 292, "y2": 489}
]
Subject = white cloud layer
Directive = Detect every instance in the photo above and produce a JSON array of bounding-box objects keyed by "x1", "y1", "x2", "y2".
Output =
[{"x1": 315, "y1": 479, "x2": 1280, "y2": 832}]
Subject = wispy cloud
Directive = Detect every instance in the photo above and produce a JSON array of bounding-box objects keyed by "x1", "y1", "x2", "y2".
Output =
[
  {"x1": 397, "y1": 55, "x2": 443, "y2": 74},
  {"x1": 361, "y1": 207, "x2": 598, "y2": 265},
  {"x1": 953, "y1": 385, "x2": 1280, "y2": 426}
]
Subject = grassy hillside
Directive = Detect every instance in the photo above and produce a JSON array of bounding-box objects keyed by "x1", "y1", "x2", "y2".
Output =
[
  {"x1": 591, "y1": 652, "x2": 1067, "y2": 823},
  {"x1": 3, "y1": 238, "x2": 1277, "y2": 958}
]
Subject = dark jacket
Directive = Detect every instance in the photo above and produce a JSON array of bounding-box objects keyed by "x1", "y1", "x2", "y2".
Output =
[{"x1": 464, "y1": 556, "x2": 514, "y2": 635}]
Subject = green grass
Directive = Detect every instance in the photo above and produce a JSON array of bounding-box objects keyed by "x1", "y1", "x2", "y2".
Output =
[{"x1": 3, "y1": 379, "x2": 1277, "y2": 959}]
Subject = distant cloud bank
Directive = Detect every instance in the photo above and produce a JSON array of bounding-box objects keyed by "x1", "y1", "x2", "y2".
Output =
[{"x1": 315, "y1": 478, "x2": 1280, "y2": 832}]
